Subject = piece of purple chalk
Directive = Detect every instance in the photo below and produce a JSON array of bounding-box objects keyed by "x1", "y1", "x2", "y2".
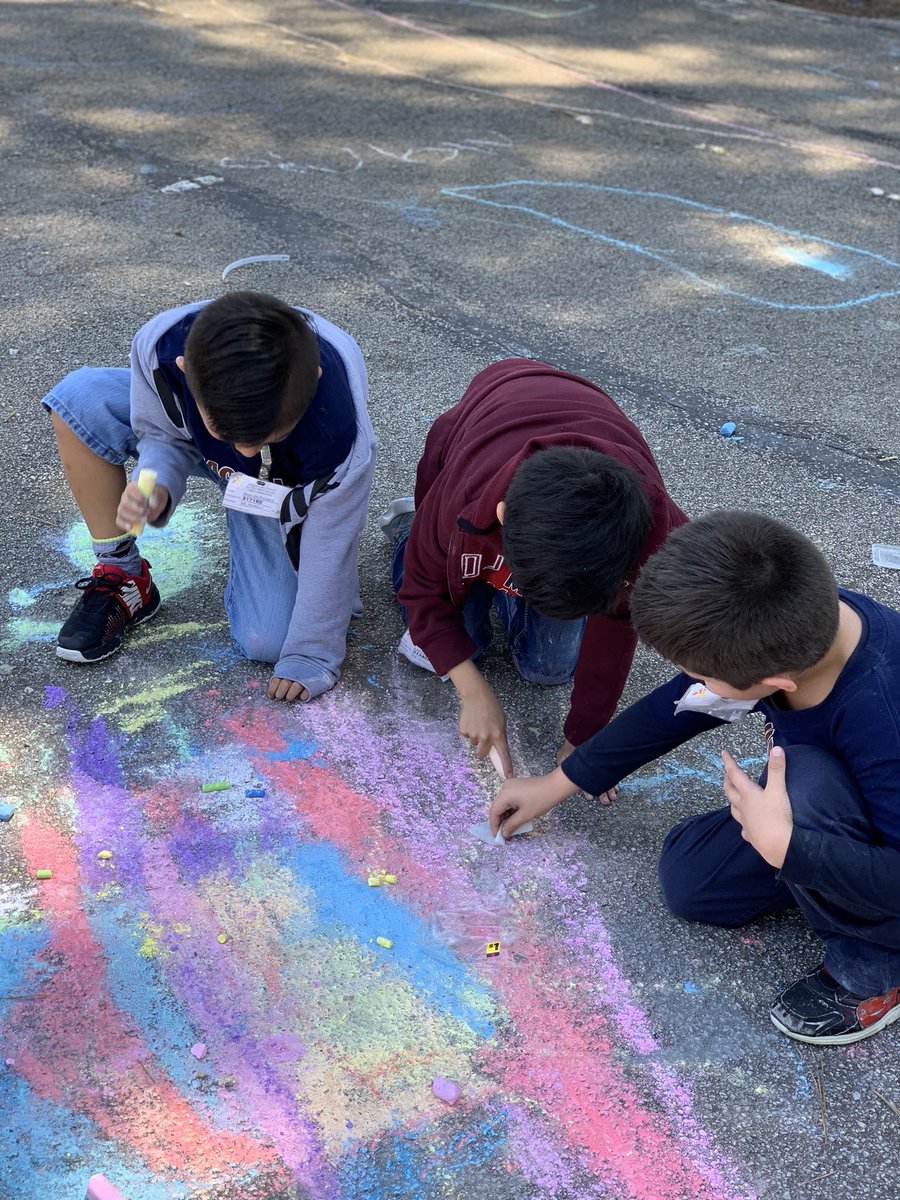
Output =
[
  {"x1": 86, "y1": 1175, "x2": 127, "y2": 1200},
  {"x1": 190, "y1": 1043, "x2": 207, "y2": 1060},
  {"x1": 432, "y1": 1075, "x2": 462, "y2": 1106}
]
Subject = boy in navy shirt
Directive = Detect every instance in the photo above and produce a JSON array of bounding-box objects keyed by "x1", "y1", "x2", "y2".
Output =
[
  {"x1": 44, "y1": 291, "x2": 376, "y2": 700},
  {"x1": 490, "y1": 511, "x2": 900, "y2": 1045}
]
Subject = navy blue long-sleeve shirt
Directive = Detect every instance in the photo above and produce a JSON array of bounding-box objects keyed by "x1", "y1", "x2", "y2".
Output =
[{"x1": 562, "y1": 590, "x2": 900, "y2": 927}]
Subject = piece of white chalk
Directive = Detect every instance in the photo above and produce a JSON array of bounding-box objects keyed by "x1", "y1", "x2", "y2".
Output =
[
  {"x1": 469, "y1": 819, "x2": 533, "y2": 846},
  {"x1": 488, "y1": 746, "x2": 507, "y2": 780},
  {"x1": 129, "y1": 468, "x2": 157, "y2": 536},
  {"x1": 86, "y1": 1174, "x2": 127, "y2": 1200}
]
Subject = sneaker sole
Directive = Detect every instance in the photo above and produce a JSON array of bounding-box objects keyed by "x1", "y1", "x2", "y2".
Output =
[
  {"x1": 56, "y1": 596, "x2": 162, "y2": 664},
  {"x1": 769, "y1": 1001, "x2": 900, "y2": 1045}
]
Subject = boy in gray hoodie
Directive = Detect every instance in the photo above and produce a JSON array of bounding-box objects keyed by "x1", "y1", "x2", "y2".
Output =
[{"x1": 44, "y1": 291, "x2": 376, "y2": 702}]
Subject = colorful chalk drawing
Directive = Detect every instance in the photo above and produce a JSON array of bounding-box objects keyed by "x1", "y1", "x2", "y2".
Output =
[
  {"x1": 441, "y1": 181, "x2": 900, "y2": 311},
  {"x1": 0, "y1": 660, "x2": 766, "y2": 1199}
]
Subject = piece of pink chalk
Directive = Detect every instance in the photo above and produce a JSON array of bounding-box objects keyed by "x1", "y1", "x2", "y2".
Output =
[
  {"x1": 432, "y1": 1075, "x2": 462, "y2": 1106},
  {"x1": 190, "y1": 1043, "x2": 207, "y2": 1060},
  {"x1": 86, "y1": 1174, "x2": 127, "y2": 1200}
]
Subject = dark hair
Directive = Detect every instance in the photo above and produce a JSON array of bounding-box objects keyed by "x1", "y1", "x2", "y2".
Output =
[
  {"x1": 501, "y1": 446, "x2": 653, "y2": 619},
  {"x1": 183, "y1": 291, "x2": 319, "y2": 443},
  {"x1": 630, "y1": 510, "x2": 840, "y2": 688}
]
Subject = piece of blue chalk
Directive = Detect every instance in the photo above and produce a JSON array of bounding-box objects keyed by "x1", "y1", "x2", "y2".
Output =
[
  {"x1": 720, "y1": 421, "x2": 737, "y2": 437},
  {"x1": 245, "y1": 787, "x2": 266, "y2": 798},
  {"x1": 0, "y1": 803, "x2": 16, "y2": 822}
]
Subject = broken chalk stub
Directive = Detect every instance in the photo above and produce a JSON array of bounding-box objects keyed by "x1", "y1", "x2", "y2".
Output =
[
  {"x1": 191, "y1": 1043, "x2": 207, "y2": 1060},
  {"x1": 376, "y1": 937, "x2": 393, "y2": 949},
  {"x1": 86, "y1": 1175, "x2": 127, "y2": 1200},
  {"x1": 432, "y1": 1076, "x2": 462, "y2": 1106},
  {"x1": 201, "y1": 781, "x2": 231, "y2": 793},
  {"x1": 35, "y1": 869, "x2": 52, "y2": 880},
  {"x1": 245, "y1": 787, "x2": 266, "y2": 798},
  {"x1": 488, "y1": 745, "x2": 507, "y2": 781},
  {"x1": 98, "y1": 850, "x2": 113, "y2": 861},
  {"x1": 367, "y1": 875, "x2": 382, "y2": 887},
  {"x1": 0, "y1": 803, "x2": 16, "y2": 822},
  {"x1": 469, "y1": 820, "x2": 533, "y2": 846}
]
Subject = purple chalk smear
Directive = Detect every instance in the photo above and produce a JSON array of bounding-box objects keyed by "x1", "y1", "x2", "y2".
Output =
[
  {"x1": 432, "y1": 1075, "x2": 461, "y2": 1105},
  {"x1": 191, "y1": 1043, "x2": 207, "y2": 1060},
  {"x1": 263, "y1": 1032, "x2": 304, "y2": 1063},
  {"x1": 86, "y1": 1175, "x2": 127, "y2": 1200}
]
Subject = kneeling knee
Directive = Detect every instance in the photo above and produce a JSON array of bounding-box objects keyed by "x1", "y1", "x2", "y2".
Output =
[{"x1": 233, "y1": 627, "x2": 281, "y2": 665}]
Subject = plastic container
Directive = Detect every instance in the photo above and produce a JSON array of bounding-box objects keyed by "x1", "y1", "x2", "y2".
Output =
[{"x1": 872, "y1": 544, "x2": 900, "y2": 570}]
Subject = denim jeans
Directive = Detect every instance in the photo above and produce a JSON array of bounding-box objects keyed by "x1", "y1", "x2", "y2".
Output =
[
  {"x1": 391, "y1": 529, "x2": 586, "y2": 685},
  {"x1": 658, "y1": 745, "x2": 900, "y2": 996}
]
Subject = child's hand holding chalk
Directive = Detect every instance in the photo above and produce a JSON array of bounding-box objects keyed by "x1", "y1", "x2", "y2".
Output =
[{"x1": 116, "y1": 469, "x2": 169, "y2": 534}]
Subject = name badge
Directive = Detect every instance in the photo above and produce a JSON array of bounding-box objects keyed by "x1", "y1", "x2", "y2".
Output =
[
  {"x1": 223, "y1": 472, "x2": 291, "y2": 519},
  {"x1": 674, "y1": 681, "x2": 757, "y2": 723}
]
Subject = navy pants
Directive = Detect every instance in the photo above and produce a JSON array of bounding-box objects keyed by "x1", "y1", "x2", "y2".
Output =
[
  {"x1": 659, "y1": 745, "x2": 900, "y2": 996},
  {"x1": 391, "y1": 531, "x2": 586, "y2": 686}
]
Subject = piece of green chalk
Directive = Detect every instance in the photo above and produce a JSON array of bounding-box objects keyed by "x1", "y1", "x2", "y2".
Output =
[
  {"x1": 201, "y1": 781, "x2": 231, "y2": 793},
  {"x1": 35, "y1": 869, "x2": 52, "y2": 880}
]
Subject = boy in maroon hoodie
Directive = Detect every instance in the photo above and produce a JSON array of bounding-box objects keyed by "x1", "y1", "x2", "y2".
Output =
[{"x1": 380, "y1": 359, "x2": 688, "y2": 775}]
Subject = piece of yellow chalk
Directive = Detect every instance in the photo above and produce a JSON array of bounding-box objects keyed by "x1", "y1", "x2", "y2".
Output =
[
  {"x1": 382, "y1": 874, "x2": 397, "y2": 885},
  {"x1": 217, "y1": 933, "x2": 229, "y2": 944},
  {"x1": 367, "y1": 876, "x2": 382, "y2": 887},
  {"x1": 130, "y1": 468, "x2": 158, "y2": 536},
  {"x1": 376, "y1": 937, "x2": 393, "y2": 949},
  {"x1": 98, "y1": 850, "x2": 113, "y2": 861}
]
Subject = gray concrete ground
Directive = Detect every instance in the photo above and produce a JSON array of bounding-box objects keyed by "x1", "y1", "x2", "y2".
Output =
[{"x1": 1, "y1": 0, "x2": 899, "y2": 1197}]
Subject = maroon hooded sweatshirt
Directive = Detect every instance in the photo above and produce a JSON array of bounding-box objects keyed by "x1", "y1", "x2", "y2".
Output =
[{"x1": 398, "y1": 359, "x2": 689, "y2": 745}]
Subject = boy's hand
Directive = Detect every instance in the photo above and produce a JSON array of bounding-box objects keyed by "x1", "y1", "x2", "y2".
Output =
[
  {"x1": 722, "y1": 746, "x2": 793, "y2": 869},
  {"x1": 116, "y1": 481, "x2": 170, "y2": 531},
  {"x1": 449, "y1": 661, "x2": 513, "y2": 776},
  {"x1": 489, "y1": 768, "x2": 576, "y2": 838},
  {"x1": 268, "y1": 677, "x2": 310, "y2": 703}
]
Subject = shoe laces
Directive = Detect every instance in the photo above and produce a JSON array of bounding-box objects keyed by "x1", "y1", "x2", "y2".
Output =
[{"x1": 73, "y1": 570, "x2": 133, "y2": 606}]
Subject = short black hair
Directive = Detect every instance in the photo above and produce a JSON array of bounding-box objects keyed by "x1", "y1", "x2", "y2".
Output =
[
  {"x1": 501, "y1": 446, "x2": 653, "y2": 619},
  {"x1": 183, "y1": 291, "x2": 319, "y2": 443},
  {"x1": 630, "y1": 510, "x2": 840, "y2": 688}
]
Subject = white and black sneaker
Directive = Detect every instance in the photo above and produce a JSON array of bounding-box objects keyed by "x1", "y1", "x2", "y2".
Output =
[
  {"x1": 57, "y1": 560, "x2": 161, "y2": 663},
  {"x1": 398, "y1": 629, "x2": 448, "y2": 681},
  {"x1": 377, "y1": 497, "x2": 416, "y2": 544}
]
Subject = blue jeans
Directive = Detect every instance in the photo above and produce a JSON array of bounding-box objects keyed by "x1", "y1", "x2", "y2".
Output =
[
  {"x1": 391, "y1": 530, "x2": 586, "y2": 684},
  {"x1": 659, "y1": 745, "x2": 900, "y2": 996},
  {"x1": 44, "y1": 367, "x2": 298, "y2": 664}
]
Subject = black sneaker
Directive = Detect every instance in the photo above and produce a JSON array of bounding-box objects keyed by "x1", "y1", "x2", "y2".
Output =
[
  {"x1": 56, "y1": 560, "x2": 161, "y2": 663},
  {"x1": 770, "y1": 964, "x2": 900, "y2": 1045}
]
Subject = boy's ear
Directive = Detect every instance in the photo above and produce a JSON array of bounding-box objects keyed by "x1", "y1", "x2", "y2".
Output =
[
  {"x1": 175, "y1": 355, "x2": 186, "y2": 374},
  {"x1": 496, "y1": 500, "x2": 506, "y2": 525},
  {"x1": 762, "y1": 674, "x2": 797, "y2": 693}
]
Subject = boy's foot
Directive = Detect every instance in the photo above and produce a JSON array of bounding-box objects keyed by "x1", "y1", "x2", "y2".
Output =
[
  {"x1": 770, "y1": 964, "x2": 900, "y2": 1045},
  {"x1": 377, "y1": 497, "x2": 416, "y2": 544},
  {"x1": 57, "y1": 560, "x2": 161, "y2": 663},
  {"x1": 398, "y1": 629, "x2": 448, "y2": 681}
]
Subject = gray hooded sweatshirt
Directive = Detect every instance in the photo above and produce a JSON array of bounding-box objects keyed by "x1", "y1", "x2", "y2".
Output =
[{"x1": 129, "y1": 301, "x2": 376, "y2": 698}]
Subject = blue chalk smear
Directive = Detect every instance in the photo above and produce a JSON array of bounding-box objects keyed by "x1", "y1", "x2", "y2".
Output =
[{"x1": 777, "y1": 247, "x2": 851, "y2": 279}]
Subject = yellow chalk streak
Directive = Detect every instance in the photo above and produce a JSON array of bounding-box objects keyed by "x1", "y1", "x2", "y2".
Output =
[
  {"x1": 131, "y1": 620, "x2": 221, "y2": 647},
  {"x1": 96, "y1": 663, "x2": 217, "y2": 732}
]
